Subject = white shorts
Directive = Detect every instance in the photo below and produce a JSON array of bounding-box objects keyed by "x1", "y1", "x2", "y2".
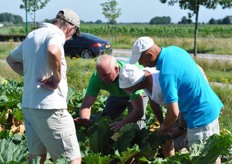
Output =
[
  {"x1": 187, "y1": 118, "x2": 220, "y2": 148},
  {"x1": 22, "y1": 108, "x2": 81, "y2": 161}
]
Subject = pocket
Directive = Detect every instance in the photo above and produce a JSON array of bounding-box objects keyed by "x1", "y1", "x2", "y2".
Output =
[
  {"x1": 53, "y1": 109, "x2": 64, "y2": 119},
  {"x1": 53, "y1": 128, "x2": 76, "y2": 151}
]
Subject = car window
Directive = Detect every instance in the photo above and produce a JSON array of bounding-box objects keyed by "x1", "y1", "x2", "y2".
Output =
[{"x1": 81, "y1": 33, "x2": 100, "y2": 40}]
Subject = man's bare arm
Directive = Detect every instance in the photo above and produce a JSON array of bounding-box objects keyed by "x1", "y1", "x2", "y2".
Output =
[
  {"x1": 79, "y1": 94, "x2": 97, "y2": 119},
  {"x1": 110, "y1": 95, "x2": 145, "y2": 131},
  {"x1": 6, "y1": 55, "x2": 24, "y2": 76},
  {"x1": 159, "y1": 102, "x2": 179, "y2": 135},
  {"x1": 150, "y1": 99, "x2": 164, "y2": 124}
]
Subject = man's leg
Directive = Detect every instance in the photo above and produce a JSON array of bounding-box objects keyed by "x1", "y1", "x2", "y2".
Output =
[
  {"x1": 29, "y1": 154, "x2": 46, "y2": 164},
  {"x1": 25, "y1": 108, "x2": 81, "y2": 163},
  {"x1": 22, "y1": 108, "x2": 47, "y2": 164}
]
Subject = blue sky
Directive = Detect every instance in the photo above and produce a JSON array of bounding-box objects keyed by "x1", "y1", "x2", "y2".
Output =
[{"x1": 1, "y1": 0, "x2": 231, "y2": 23}]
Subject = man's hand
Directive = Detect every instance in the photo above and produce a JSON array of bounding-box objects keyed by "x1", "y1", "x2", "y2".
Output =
[
  {"x1": 168, "y1": 126, "x2": 186, "y2": 139},
  {"x1": 40, "y1": 75, "x2": 60, "y2": 90},
  {"x1": 158, "y1": 123, "x2": 169, "y2": 136},
  {"x1": 74, "y1": 118, "x2": 92, "y2": 127},
  {"x1": 110, "y1": 121, "x2": 125, "y2": 131}
]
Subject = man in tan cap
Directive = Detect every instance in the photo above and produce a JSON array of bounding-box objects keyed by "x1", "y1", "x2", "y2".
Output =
[{"x1": 6, "y1": 9, "x2": 81, "y2": 164}]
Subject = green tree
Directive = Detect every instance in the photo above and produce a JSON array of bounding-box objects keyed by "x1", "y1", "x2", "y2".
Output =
[
  {"x1": 100, "y1": 0, "x2": 121, "y2": 24},
  {"x1": 0, "y1": 13, "x2": 23, "y2": 25},
  {"x1": 20, "y1": 0, "x2": 50, "y2": 27},
  {"x1": 178, "y1": 16, "x2": 192, "y2": 24},
  {"x1": 208, "y1": 18, "x2": 217, "y2": 24},
  {"x1": 160, "y1": 0, "x2": 232, "y2": 57},
  {"x1": 222, "y1": 16, "x2": 232, "y2": 24},
  {"x1": 150, "y1": 16, "x2": 171, "y2": 24}
]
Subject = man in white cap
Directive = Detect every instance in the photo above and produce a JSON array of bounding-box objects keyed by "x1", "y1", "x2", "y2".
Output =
[
  {"x1": 6, "y1": 9, "x2": 81, "y2": 163},
  {"x1": 129, "y1": 37, "x2": 223, "y2": 163},
  {"x1": 119, "y1": 64, "x2": 209, "y2": 156}
]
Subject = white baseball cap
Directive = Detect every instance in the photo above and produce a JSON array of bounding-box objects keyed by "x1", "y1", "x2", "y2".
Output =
[
  {"x1": 129, "y1": 37, "x2": 154, "y2": 64},
  {"x1": 119, "y1": 64, "x2": 145, "y2": 89}
]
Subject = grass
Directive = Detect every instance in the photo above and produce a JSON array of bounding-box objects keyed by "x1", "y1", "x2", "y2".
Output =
[
  {"x1": 212, "y1": 85, "x2": 232, "y2": 132},
  {"x1": 196, "y1": 59, "x2": 232, "y2": 83},
  {"x1": 108, "y1": 36, "x2": 232, "y2": 55},
  {"x1": 1, "y1": 24, "x2": 232, "y2": 55},
  {"x1": 66, "y1": 57, "x2": 96, "y2": 90},
  {"x1": 0, "y1": 41, "x2": 19, "y2": 60}
]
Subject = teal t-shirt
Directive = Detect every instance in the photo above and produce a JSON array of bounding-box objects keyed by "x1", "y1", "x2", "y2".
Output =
[
  {"x1": 86, "y1": 59, "x2": 144, "y2": 100},
  {"x1": 156, "y1": 46, "x2": 223, "y2": 129}
]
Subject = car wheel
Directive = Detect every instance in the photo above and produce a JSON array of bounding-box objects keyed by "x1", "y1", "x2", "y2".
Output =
[{"x1": 80, "y1": 49, "x2": 93, "y2": 58}]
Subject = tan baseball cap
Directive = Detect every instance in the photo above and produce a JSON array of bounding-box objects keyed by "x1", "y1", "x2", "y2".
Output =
[{"x1": 56, "y1": 8, "x2": 80, "y2": 35}]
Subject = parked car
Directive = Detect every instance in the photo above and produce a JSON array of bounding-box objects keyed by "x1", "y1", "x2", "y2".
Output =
[{"x1": 64, "y1": 32, "x2": 113, "y2": 58}]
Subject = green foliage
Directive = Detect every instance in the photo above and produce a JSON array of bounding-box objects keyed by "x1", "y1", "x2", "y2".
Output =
[
  {"x1": 66, "y1": 57, "x2": 96, "y2": 91},
  {"x1": 0, "y1": 78, "x2": 23, "y2": 111},
  {"x1": 100, "y1": 0, "x2": 121, "y2": 24},
  {"x1": 82, "y1": 153, "x2": 113, "y2": 164},
  {"x1": 67, "y1": 87, "x2": 86, "y2": 114},
  {"x1": 160, "y1": 0, "x2": 232, "y2": 56},
  {"x1": 0, "y1": 13, "x2": 23, "y2": 25},
  {"x1": 0, "y1": 136, "x2": 27, "y2": 163},
  {"x1": 114, "y1": 145, "x2": 141, "y2": 164},
  {"x1": 0, "y1": 76, "x2": 232, "y2": 163},
  {"x1": 150, "y1": 16, "x2": 171, "y2": 25},
  {"x1": 211, "y1": 85, "x2": 232, "y2": 132},
  {"x1": 179, "y1": 16, "x2": 192, "y2": 24},
  {"x1": 87, "y1": 116, "x2": 114, "y2": 154},
  {"x1": 190, "y1": 132, "x2": 232, "y2": 163},
  {"x1": 195, "y1": 59, "x2": 232, "y2": 83},
  {"x1": 20, "y1": 0, "x2": 50, "y2": 18},
  {"x1": 114, "y1": 123, "x2": 140, "y2": 153}
]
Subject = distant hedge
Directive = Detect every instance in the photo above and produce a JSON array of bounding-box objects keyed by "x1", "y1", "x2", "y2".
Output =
[{"x1": 0, "y1": 34, "x2": 25, "y2": 42}]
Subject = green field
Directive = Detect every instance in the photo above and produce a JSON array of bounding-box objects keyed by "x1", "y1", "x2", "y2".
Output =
[{"x1": 1, "y1": 24, "x2": 232, "y2": 54}]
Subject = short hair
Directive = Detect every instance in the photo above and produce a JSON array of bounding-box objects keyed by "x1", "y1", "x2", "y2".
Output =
[{"x1": 96, "y1": 54, "x2": 118, "y2": 70}]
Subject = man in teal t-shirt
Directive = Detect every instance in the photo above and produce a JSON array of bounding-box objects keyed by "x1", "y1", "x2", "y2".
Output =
[
  {"x1": 78, "y1": 54, "x2": 148, "y2": 131},
  {"x1": 129, "y1": 37, "x2": 223, "y2": 155}
]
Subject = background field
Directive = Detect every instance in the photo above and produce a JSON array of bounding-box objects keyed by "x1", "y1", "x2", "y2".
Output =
[{"x1": 1, "y1": 24, "x2": 232, "y2": 54}]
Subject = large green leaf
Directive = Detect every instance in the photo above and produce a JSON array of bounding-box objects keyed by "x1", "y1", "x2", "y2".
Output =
[
  {"x1": 114, "y1": 123, "x2": 140, "y2": 153},
  {"x1": 82, "y1": 153, "x2": 113, "y2": 164},
  {"x1": 87, "y1": 116, "x2": 114, "y2": 154},
  {"x1": 0, "y1": 138, "x2": 27, "y2": 163}
]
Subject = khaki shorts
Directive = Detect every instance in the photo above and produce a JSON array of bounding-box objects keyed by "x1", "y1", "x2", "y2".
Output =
[
  {"x1": 187, "y1": 118, "x2": 220, "y2": 149},
  {"x1": 22, "y1": 108, "x2": 81, "y2": 161}
]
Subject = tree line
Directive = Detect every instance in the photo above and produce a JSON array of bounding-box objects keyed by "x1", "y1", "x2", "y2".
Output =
[
  {"x1": 0, "y1": 13, "x2": 24, "y2": 25},
  {"x1": 0, "y1": 12, "x2": 232, "y2": 26}
]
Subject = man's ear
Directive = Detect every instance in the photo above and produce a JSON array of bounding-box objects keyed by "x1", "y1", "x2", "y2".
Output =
[
  {"x1": 115, "y1": 66, "x2": 119, "y2": 73},
  {"x1": 146, "y1": 51, "x2": 153, "y2": 60}
]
